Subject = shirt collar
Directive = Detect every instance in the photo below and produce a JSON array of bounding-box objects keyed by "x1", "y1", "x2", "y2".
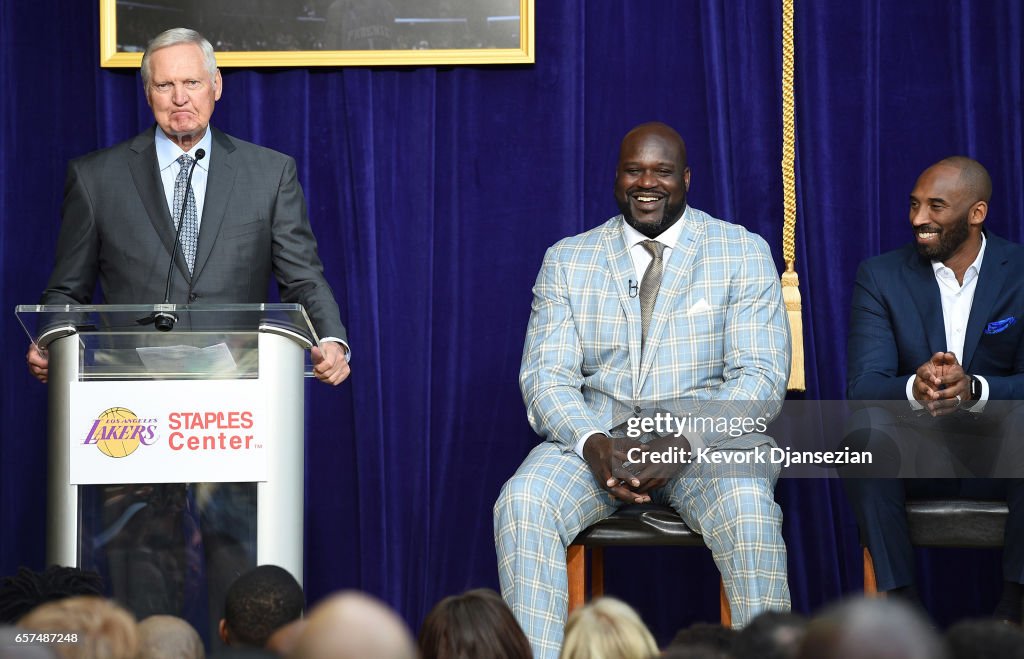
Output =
[
  {"x1": 621, "y1": 205, "x2": 689, "y2": 250},
  {"x1": 155, "y1": 126, "x2": 213, "y2": 172},
  {"x1": 931, "y1": 232, "x2": 986, "y2": 279}
]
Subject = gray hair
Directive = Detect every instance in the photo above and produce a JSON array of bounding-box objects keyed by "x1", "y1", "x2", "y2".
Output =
[{"x1": 140, "y1": 28, "x2": 218, "y2": 88}]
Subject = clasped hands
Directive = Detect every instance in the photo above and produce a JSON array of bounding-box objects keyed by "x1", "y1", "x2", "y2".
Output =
[
  {"x1": 912, "y1": 351, "x2": 969, "y2": 417},
  {"x1": 583, "y1": 433, "x2": 690, "y2": 504}
]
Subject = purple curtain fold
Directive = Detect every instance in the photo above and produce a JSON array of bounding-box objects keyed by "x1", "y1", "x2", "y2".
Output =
[{"x1": 3, "y1": 0, "x2": 1023, "y2": 643}]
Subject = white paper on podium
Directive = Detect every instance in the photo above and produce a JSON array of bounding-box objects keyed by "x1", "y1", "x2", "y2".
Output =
[
  {"x1": 68, "y1": 379, "x2": 267, "y2": 484},
  {"x1": 136, "y1": 343, "x2": 238, "y2": 374}
]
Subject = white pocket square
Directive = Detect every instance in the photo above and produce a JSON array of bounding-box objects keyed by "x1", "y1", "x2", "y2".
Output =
[{"x1": 686, "y1": 298, "x2": 712, "y2": 315}]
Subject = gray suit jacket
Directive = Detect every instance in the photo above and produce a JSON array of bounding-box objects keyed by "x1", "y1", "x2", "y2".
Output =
[
  {"x1": 41, "y1": 126, "x2": 346, "y2": 341},
  {"x1": 520, "y1": 208, "x2": 790, "y2": 452}
]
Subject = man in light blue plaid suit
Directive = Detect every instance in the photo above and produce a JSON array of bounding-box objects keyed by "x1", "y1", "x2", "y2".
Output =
[{"x1": 494, "y1": 123, "x2": 791, "y2": 658}]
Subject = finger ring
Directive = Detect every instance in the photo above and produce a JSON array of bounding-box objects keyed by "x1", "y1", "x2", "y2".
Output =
[{"x1": 955, "y1": 394, "x2": 962, "y2": 403}]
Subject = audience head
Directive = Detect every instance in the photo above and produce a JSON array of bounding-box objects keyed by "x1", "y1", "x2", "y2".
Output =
[
  {"x1": 669, "y1": 622, "x2": 736, "y2": 654},
  {"x1": 290, "y1": 591, "x2": 416, "y2": 659},
  {"x1": 264, "y1": 619, "x2": 306, "y2": 657},
  {"x1": 417, "y1": 588, "x2": 531, "y2": 659},
  {"x1": 0, "y1": 565, "x2": 104, "y2": 624},
  {"x1": 136, "y1": 615, "x2": 204, "y2": 659},
  {"x1": 661, "y1": 646, "x2": 732, "y2": 659},
  {"x1": 733, "y1": 610, "x2": 807, "y2": 659},
  {"x1": 945, "y1": 618, "x2": 1024, "y2": 659},
  {"x1": 220, "y1": 565, "x2": 304, "y2": 649},
  {"x1": 18, "y1": 595, "x2": 137, "y2": 659},
  {"x1": 559, "y1": 597, "x2": 658, "y2": 659},
  {"x1": 796, "y1": 596, "x2": 947, "y2": 659}
]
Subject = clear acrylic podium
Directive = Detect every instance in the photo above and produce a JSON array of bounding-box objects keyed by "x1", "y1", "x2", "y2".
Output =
[{"x1": 16, "y1": 303, "x2": 317, "y2": 639}]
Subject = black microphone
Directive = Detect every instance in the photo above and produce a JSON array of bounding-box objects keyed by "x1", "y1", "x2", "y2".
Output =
[
  {"x1": 628, "y1": 279, "x2": 639, "y2": 298},
  {"x1": 155, "y1": 149, "x2": 205, "y2": 332}
]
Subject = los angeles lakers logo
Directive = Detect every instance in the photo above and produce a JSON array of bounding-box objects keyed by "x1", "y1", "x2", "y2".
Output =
[{"x1": 83, "y1": 407, "x2": 159, "y2": 458}]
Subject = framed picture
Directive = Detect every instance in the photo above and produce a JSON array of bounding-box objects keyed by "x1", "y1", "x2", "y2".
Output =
[{"x1": 100, "y1": 0, "x2": 534, "y2": 67}]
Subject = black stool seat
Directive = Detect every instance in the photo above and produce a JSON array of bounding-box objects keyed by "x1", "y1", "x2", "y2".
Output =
[
  {"x1": 862, "y1": 499, "x2": 1009, "y2": 595},
  {"x1": 572, "y1": 505, "x2": 705, "y2": 546},
  {"x1": 905, "y1": 499, "x2": 1008, "y2": 548}
]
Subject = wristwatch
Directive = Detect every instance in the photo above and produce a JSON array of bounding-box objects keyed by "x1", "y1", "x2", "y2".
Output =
[{"x1": 964, "y1": 374, "x2": 982, "y2": 407}]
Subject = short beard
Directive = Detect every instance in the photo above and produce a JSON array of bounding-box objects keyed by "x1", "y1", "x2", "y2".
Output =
[
  {"x1": 915, "y1": 212, "x2": 970, "y2": 262},
  {"x1": 618, "y1": 199, "x2": 686, "y2": 238}
]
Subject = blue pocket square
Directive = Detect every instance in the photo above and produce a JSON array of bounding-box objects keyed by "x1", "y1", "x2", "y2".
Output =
[{"x1": 985, "y1": 317, "x2": 1016, "y2": 334}]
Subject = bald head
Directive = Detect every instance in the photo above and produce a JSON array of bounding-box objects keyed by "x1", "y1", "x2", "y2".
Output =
[
  {"x1": 934, "y1": 156, "x2": 992, "y2": 204},
  {"x1": 136, "y1": 615, "x2": 204, "y2": 659},
  {"x1": 615, "y1": 122, "x2": 691, "y2": 237},
  {"x1": 290, "y1": 592, "x2": 415, "y2": 659},
  {"x1": 796, "y1": 597, "x2": 947, "y2": 659},
  {"x1": 620, "y1": 122, "x2": 688, "y2": 168}
]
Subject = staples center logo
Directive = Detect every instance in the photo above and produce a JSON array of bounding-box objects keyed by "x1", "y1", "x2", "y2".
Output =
[{"x1": 82, "y1": 407, "x2": 159, "y2": 458}]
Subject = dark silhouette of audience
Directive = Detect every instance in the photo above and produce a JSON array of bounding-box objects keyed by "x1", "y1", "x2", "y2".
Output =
[{"x1": 3, "y1": 564, "x2": 1021, "y2": 659}]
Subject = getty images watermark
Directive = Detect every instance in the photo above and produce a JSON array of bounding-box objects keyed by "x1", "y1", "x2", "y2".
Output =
[{"x1": 622, "y1": 411, "x2": 874, "y2": 470}]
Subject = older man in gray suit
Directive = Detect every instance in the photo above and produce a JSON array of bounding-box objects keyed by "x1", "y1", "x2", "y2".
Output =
[{"x1": 26, "y1": 27, "x2": 349, "y2": 385}]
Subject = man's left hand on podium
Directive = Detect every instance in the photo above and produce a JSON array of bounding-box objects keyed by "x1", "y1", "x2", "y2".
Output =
[{"x1": 311, "y1": 342, "x2": 350, "y2": 386}]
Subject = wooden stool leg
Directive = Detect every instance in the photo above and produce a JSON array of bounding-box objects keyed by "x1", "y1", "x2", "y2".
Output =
[
  {"x1": 863, "y1": 546, "x2": 882, "y2": 597},
  {"x1": 567, "y1": 545, "x2": 586, "y2": 613},
  {"x1": 719, "y1": 578, "x2": 732, "y2": 627},
  {"x1": 591, "y1": 547, "x2": 605, "y2": 598}
]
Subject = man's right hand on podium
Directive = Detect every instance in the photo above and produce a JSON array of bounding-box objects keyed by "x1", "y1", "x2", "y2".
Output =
[{"x1": 26, "y1": 343, "x2": 48, "y2": 383}]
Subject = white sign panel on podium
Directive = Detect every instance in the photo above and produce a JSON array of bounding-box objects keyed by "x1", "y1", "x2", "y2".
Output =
[{"x1": 68, "y1": 380, "x2": 267, "y2": 484}]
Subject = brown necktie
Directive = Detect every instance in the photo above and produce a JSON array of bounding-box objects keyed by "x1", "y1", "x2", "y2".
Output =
[{"x1": 639, "y1": 240, "x2": 665, "y2": 349}]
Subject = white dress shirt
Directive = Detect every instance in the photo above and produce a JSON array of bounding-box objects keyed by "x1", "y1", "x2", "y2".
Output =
[{"x1": 905, "y1": 234, "x2": 989, "y2": 409}]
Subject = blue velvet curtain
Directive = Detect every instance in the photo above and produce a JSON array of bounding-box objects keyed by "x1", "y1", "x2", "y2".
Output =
[{"x1": 2, "y1": 0, "x2": 1023, "y2": 644}]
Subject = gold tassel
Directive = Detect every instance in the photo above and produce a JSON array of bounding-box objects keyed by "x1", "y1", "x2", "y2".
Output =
[
  {"x1": 782, "y1": 265, "x2": 805, "y2": 391},
  {"x1": 780, "y1": 0, "x2": 804, "y2": 390}
]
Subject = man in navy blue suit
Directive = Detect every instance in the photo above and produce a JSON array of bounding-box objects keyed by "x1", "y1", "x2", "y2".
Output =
[{"x1": 845, "y1": 156, "x2": 1024, "y2": 621}]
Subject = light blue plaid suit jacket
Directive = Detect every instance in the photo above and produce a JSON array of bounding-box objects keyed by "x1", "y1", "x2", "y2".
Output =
[{"x1": 520, "y1": 206, "x2": 790, "y2": 451}]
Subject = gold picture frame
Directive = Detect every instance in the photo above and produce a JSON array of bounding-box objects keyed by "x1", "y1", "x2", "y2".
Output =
[{"x1": 100, "y1": 0, "x2": 534, "y2": 68}]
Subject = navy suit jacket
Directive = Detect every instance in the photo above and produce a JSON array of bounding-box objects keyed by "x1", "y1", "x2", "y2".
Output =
[
  {"x1": 847, "y1": 231, "x2": 1024, "y2": 401},
  {"x1": 41, "y1": 126, "x2": 346, "y2": 341}
]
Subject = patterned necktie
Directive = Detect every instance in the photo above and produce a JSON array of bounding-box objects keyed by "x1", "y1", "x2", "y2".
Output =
[
  {"x1": 173, "y1": 154, "x2": 199, "y2": 274},
  {"x1": 639, "y1": 239, "x2": 665, "y2": 348}
]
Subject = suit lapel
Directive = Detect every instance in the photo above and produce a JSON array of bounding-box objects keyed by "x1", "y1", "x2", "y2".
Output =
[
  {"x1": 903, "y1": 251, "x2": 947, "y2": 355},
  {"x1": 638, "y1": 209, "x2": 701, "y2": 387},
  {"x1": 129, "y1": 128, "x2": 191, "y2": 281},
  {"x1": 191, "y1": 128, "x2": 238, "y2": 283},
  {"x1": 963, "y1": 234, "x2": 1008, "y2": 369},
  {"x1": 604, "y1": 219, "x2": 642, "y2": 390}
]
